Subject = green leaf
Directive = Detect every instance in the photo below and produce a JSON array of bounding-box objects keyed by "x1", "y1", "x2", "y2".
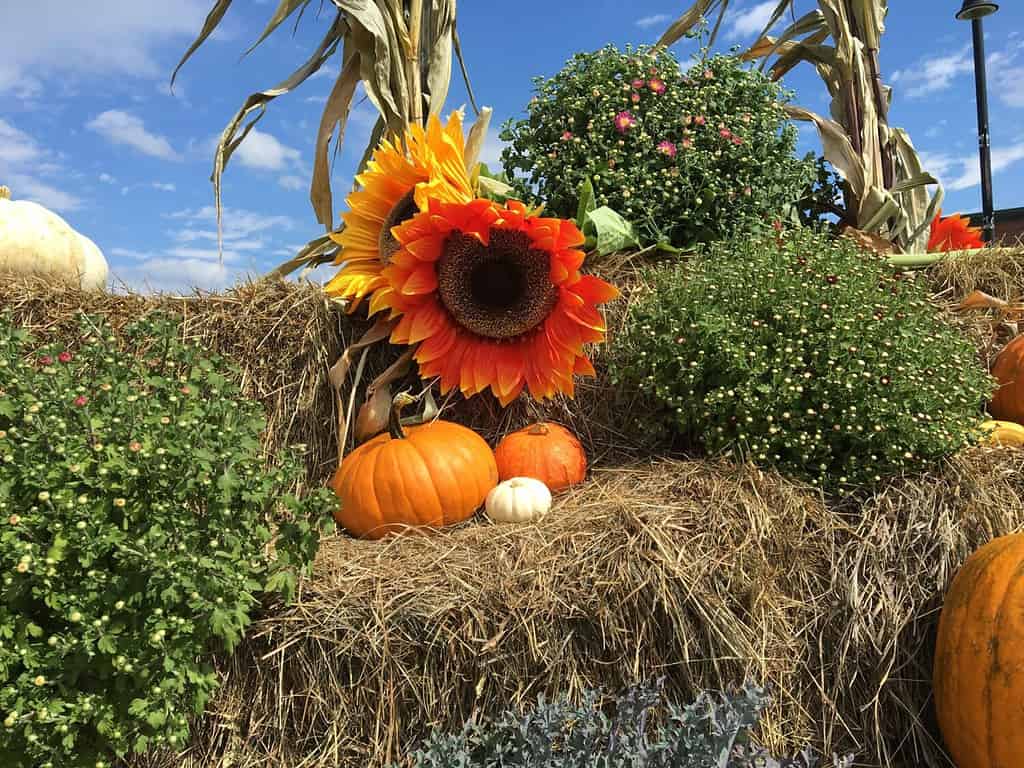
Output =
[
  {"x1": 586, "y1": 206, "x2": 640, "y2": 255},
  {"x1": 575, "y1": 177, "x2": 597, "y2": 232},
  {"x1": 146, "y1": 710, "x2": 167, "y2": 729}
]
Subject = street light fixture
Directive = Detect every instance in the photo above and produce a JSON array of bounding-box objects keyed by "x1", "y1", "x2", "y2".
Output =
[{"x1": 956, "y1": 0, "x2": 999, "y2": 243}]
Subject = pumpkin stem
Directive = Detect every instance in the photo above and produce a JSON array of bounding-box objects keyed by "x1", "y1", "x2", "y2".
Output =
[
  {"x1": 0, "y1": 186, "x2": 10, "y2": 201},
  {"x1": 388, "y1": 391, "x2": 417, "y2": 440},
  {"x1": 528, "y1": 422, "x2": 550, "y2": 436}
]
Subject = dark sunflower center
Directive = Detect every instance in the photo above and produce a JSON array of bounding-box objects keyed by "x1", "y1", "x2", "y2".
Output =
[
  {"x1": 379, "y1": 189, "x2": 419, "y2": 264},
  {"x1": 437, "y1": 229, "x2": 559, "y2": 339}
]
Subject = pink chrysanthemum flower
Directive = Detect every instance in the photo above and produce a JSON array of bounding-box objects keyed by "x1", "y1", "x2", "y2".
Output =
[
  {"x1": 614, "y1": 111, "x2": 637, "y2": 133},
  {"x1": 631, "y1": 78, "x2": 645, "y2": 88},
  {"x1": 648, "y1": 77, "x2": 666, "y2": 94},
  {"x1": 657, "y1": 141, "x2": 677, "y2": 158},
  {"x1": 694, "y1": 115, "x2": 707, "y2": 126}
]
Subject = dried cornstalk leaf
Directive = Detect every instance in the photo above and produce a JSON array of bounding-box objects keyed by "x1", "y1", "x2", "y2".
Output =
[
  {"x1": 840, "y1": 225, "x2": 897, "y2": 256},
  {"x1": 311, "y1": 50, "x2": 363, "y2": 230},
  {"x1": 452, "y1": 24, "x2": 479, "y2": 115},
  {"x1": 172, "y1": 0, "x2": 235, "y2": 88},
  {"x1": 246, "y1": 0, "x2": 312, "y2": 55},
  {"x1": 423, "y1": 0, "x2": 456, "y2": 116},
  {"x1": 266, "y1": 233, "x2": 340, "y2": 280},
  {"x1": 464, "y1": 106, "x2": 492, "y2": 174},
  {"x1": 654, "y1": 0, "x2": 719, "y2": 49},
  {"x1": 207, "y1": 13, "x2": 347, "y2": 257},
  {"x1": 785, "y1": 105, "x2": 866, "y2": 199},
  {"x1": 328, "y1": 317, "x2": 395, "y2": 392},
  {"x1": 956, "y1": 290, "x2": 1009, "y2": 312}
]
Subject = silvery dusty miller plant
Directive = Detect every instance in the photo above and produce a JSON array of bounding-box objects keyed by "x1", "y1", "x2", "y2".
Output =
[
  {"x1": 610, "y1": 226, "x2": 994, "y2": 491},
  {"x1": 0, "y1": 313, "x2": 334, "y2": 768},
  {"x1": 499, "y1": 43, "x2": 815, "y2": 248},
  {"x1": 397, "y1": 679, "x2": 854, "y2": 767}
]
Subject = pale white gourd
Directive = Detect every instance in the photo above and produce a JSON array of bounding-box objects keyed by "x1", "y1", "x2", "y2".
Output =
[
  {"x1": 0, "y1": 185, "x2": 108, "y2": 290},
  {"x1": 485, "y1": 477, "x2": 552, "y2": 524}
]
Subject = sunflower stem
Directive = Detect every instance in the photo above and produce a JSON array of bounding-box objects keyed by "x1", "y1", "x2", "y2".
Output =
[{"x1": 388, "y1": 391, "x2": 417, "y2": 440}]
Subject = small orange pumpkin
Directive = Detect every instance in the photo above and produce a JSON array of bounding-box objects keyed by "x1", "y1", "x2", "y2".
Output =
[
  {"x1": 934, "y1": 533, "x2": 1024, "y2": 768},
  {"x1": 330, "y1": 393, "x2": 498, "y2": 539},
  {"x1": 493, "y1": 422, "x2": 586, "y2": 492},
  {"x1": 990, "y1": 335, "x2": 1024, "y2": 423}
]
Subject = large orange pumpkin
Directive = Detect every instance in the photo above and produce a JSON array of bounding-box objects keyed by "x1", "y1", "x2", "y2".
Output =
[
  {"x1": 330, "y1": 394, "x2": 498, "y2": 539},
  {"x1": 493, "y1": 422, "x2": 587, "y2": 492},
  {"x1": 933, "y1": 533, "x2": 1024, "y2": 768},
  {"x1": 990, "y1": 334, "x2": 1024, "y2": 424}
]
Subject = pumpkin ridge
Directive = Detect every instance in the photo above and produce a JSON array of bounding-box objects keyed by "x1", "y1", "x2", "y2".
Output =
[
  {"x1": 954, "y1": 538, "x2": 1016, "y2": 767},
  {"x1": 361, "y1": 445, "x2": 389, "y2": 537},
  {"x1": 936, "y1": 534, "x2": 1023, "y2": 768},
  {"x1": 402, "y1": 431, "x2": 446, "y2": 527},
  {"x1": 987, "y1": 554, "x2": 1024, "y2": 765}
]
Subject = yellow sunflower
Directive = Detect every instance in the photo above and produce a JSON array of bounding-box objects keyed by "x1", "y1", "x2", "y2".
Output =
[
  {"x1": 325, "y1": 112, "x2": 474, "y2": 313},
  {"x1": 380, "y1": 197, "x2": 619, "y2": 406}
]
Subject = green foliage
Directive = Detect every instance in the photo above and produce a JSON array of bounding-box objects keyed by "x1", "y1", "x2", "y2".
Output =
[
  {"x1": 610, "y1": 227, "x2": 994, "y2": 491},
  {"x1": 0, "y1": 313, "x2": 335, "y2": 767},
  {"x1": 499, "y1": 44, "x2": 815, "y2": 249},
  {"x1": 398, "y1": 679, "x2": 853, "y2": 767}
]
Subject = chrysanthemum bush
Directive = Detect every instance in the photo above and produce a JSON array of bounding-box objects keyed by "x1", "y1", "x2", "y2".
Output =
[
  {"x1": 610, "y1": 227, "x2": 994, "y2": 490},
  {"x1": 499, "y1": 44, "x2": 815, "y2": 247},
  {"x1": 398, "y1": 679, "x2": 853, "y2": 767},
  {"x1": 0, "y1": 313, "x2": 334, "y2": 767}
]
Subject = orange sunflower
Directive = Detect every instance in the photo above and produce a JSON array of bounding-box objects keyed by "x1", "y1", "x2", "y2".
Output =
[
  {"x1": 928, "y1": 210, "x2": 985, "y2": 252},
  {"x1": 377, "y1": 197, "x2": 619, "y2": 406},
  {"x1": 325, "y1": 112, "x2": 474, "y2": 312}
]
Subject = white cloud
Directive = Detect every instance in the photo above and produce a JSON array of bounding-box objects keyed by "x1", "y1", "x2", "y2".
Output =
[
  {"x1": 165, "y1": 206, "x2": 297, "y2": 244},
  {"x1": 891, "y1": 48, "x2": 974, "y2": 99},
  {"x1": 919, "y1": 142, "x2": 1024, "y2": 191},
  {"x1": 119, "y1": 181, "x2": 177, "y2": 195},
  {"x1": 924, "y1": 120, "x2": 949, "y2": 139},
  {"x1": 0, "y1": 119, "x2": 82, "y2": 211},
  {"x1": 86, "y1": 110, "x2": 180, "y2": 161},
  {"x1": 278, "y1": 174, "x2": 306, "y2": 191},
  {"x1": 233, "y1": 129, "x2": 302, "y2": 171},
  {"x1": 99, "y1": 173, "x2": 117, "y2": 184},
  {"x1": 110, "y1": 257, "x2": 248, "y2": 295},
  {"x1": 728, "y1": 1, "x2": 779, "y2": 40},
  {"x1": 305, "y1": 95, "x2": 329, "y2": 104},
  {"x1": 635, "y1": 13, "x2": 670, "y2": 29},
  {"x1": 0, "y1": 0, "x2": 212, "y2": 96},
  {"x1": 994, "y1": 66, "x2": 1024, "y2": 108},
  {"x1": 476, "y1": 128, "x2": 508, "y2": 170}
]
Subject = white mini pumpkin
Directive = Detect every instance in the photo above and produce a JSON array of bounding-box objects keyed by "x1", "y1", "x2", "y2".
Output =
[
  {"x1": 485, "y1": 477, "x2": 552, "y2": 524},
  {"x1": 0, "y1": 185, "x2": 109, "y2": 291}
]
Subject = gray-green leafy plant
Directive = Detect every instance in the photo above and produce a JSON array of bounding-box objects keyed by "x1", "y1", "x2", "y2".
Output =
[
  {"x1": 0, "y1": 313, "x2": 335, "y2": 767},
  {"x1": 499, "y1": 44, "x2": 815, "y2": 250},
  {"x1": 610, "y1": 226, "x2": 994, "y2": 491},
  {"x1": 398, "y1": 679, "x2": 854, "y2": 767}
]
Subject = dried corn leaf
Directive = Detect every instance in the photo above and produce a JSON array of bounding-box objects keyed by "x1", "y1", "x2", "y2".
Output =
[{"x1": 311, "y1": 50, "x2": 363, "y2": 230}]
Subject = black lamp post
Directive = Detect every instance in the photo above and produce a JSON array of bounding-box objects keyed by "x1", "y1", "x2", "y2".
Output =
[{"x1": 956, "y1": 0, "x2": 999, "y2": 244}]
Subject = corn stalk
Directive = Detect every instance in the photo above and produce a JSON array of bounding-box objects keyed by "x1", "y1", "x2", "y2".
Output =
[
  {"x1": 174, "y1": 0, "x2": 483, "y2": 273},
  {"x1": 655, "y1": 0, "x2": 942, "y2": 252}
]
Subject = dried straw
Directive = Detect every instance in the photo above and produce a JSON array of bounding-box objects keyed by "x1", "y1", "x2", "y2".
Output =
[
  {"x1": 127, "y1": 452, "x2": 1024, "y2": 768},
  {"x1": 4, "y1": 248, "x2": 1024, "y2": 768}
]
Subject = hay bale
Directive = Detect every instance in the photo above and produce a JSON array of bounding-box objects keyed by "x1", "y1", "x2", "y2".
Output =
[
  {"x1": 5, "y1": 260, "x2": 1024, "y2": 768},
  {"x1": 120, "y1": 451, "x2": 1024, "y2": 768}
]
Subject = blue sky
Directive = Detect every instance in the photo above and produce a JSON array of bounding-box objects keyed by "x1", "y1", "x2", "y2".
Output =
[{"x1": 2, "y1": 1, "x2": 1022, "y2": 293}]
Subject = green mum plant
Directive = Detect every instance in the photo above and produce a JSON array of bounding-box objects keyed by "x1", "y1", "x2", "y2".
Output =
[
  {"x1": 0, "y1": 313, "x2": 334, "y2": 768},
  {"x1": 611, "y1": 227, "x2": 994, "y2": 491},
  {"x1": 500, "y1": 43, "x2": 815, "y2": 249}
]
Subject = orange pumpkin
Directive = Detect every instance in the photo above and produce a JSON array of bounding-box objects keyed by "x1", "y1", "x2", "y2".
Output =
[
  {"x1": 990, "y1": 335, "x2": 1024, "y2": 424},
  {"x1": 933, "y1": 533, "x2": 1024, "y2": 768},
  {"x1": 330, "y1": 394, "x2": 498, "y2": 539},
  {"x1": 493, "y1": 422, "x2": 586, "y2": 492}
]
